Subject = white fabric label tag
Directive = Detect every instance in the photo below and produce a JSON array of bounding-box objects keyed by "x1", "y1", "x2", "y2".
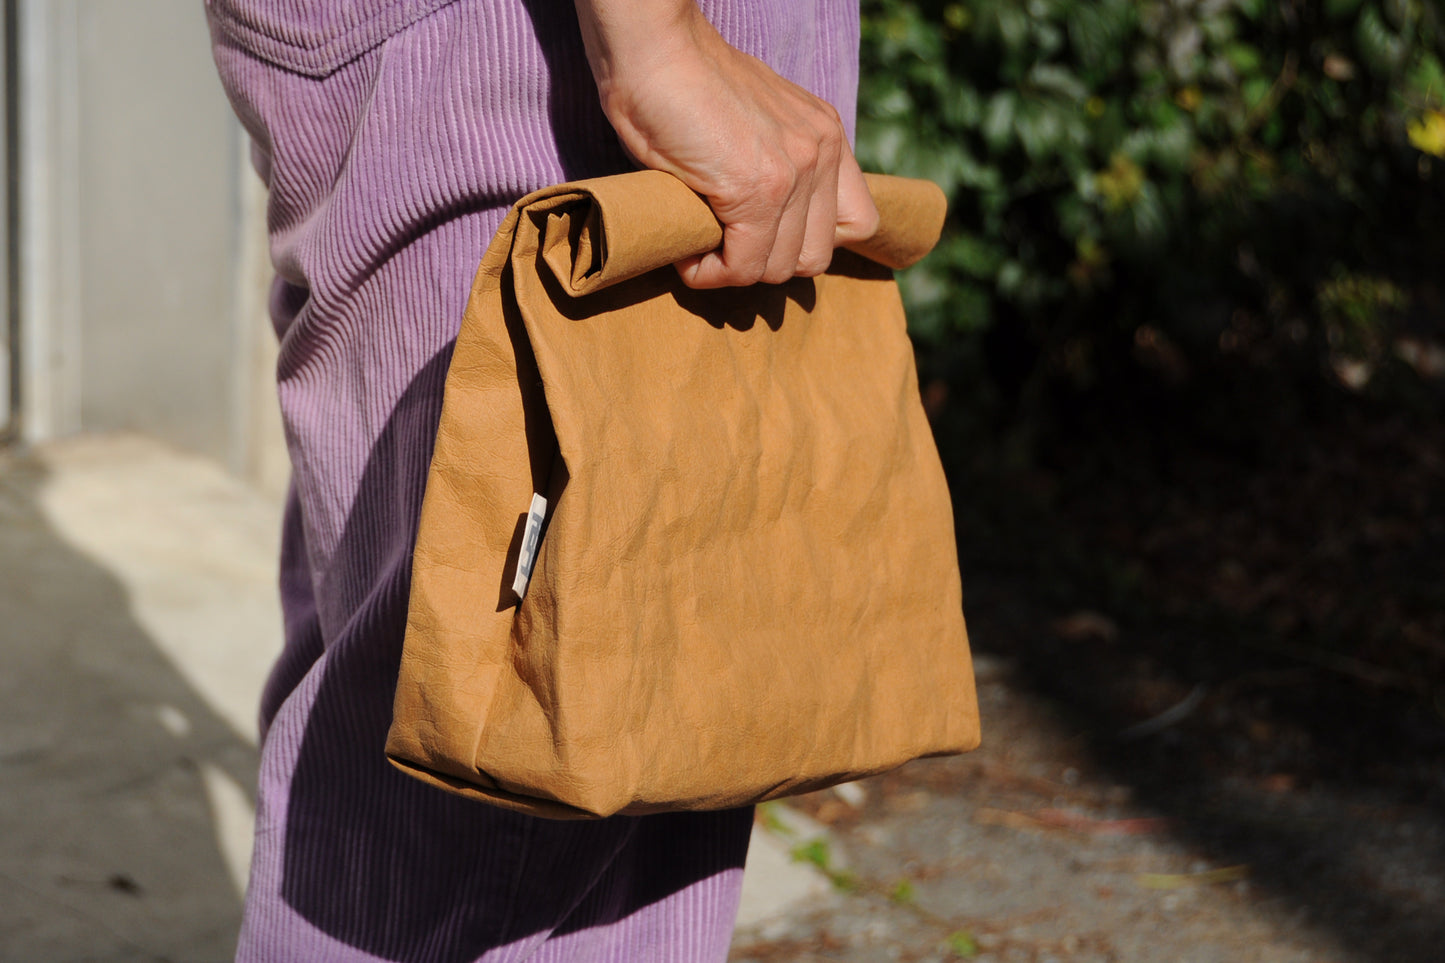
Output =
[{"x1": 511, "y1": 493, "x2": 548, "y2": 600}]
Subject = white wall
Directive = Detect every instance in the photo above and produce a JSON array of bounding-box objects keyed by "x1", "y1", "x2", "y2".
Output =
[{"x1": 18, "y1": 0, "x2": 285, "y2": 488}]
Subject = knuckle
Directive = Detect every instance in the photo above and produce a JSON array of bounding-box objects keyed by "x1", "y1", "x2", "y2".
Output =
[
  {"x1": 782, "y1": 133, "x2": 821, "y2": 173},
  {"x1": 754, "y1": 157, "x2": 797, "y2": 202},
  {"x1": 760, "y1": 178, "x2": 794, "y2": 208},
  {"x1": 812, "y1": 108, "x2": 844, "y2": 146},
  {"x1": 817, "y1": 108, "x2": 845, "y2": 143},
  {"x1": 796, "y1": 251, "x2": 831, "y2": 277},
  {"x1": 725, "y1": 256, "x2": 769, "y2": 287}
]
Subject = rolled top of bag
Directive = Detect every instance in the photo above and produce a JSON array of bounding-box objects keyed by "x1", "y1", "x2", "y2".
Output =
[{"x1": 523, "y1": 170, "x2": 948, "y2": 298}]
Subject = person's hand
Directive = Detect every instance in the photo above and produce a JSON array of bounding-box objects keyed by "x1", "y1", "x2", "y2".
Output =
[{"x1": 574, "y1": 0, "x2": 879, "y2": 288}]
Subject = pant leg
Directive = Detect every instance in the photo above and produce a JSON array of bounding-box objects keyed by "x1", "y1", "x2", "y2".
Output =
[
  {"x1": 207, "y1": 1, "x2": 857, "y2": 959},
  {"x1": 525, "y1": 810, "x2": 756, "y2": 963}
]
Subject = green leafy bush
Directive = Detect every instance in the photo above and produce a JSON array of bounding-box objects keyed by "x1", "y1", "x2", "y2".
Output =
[{"x1": 859, "y1": 0, "x2": 1445, "y2": 423}]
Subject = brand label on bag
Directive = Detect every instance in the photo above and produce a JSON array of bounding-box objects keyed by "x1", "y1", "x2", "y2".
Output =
[{"x1": 511, "y1": 493, "x2": 548, "y2": 600}]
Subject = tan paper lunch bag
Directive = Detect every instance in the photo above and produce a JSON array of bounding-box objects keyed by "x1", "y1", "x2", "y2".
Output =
[{"x1": 385, "y1": 170, "x2": 980, "y2": 819}]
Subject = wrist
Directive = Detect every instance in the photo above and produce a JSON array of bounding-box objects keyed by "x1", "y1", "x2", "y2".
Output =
[{"x1": 574, "y1": 0, "x2": 715, "y2": 105}]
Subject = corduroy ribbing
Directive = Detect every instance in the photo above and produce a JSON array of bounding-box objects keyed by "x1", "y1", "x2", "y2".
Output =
[{"x1": 206, "y1": 1, "x2": 859, "y2": 960}]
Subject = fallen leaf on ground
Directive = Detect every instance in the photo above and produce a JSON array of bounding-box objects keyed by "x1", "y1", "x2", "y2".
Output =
[
  {"x1": 975, "y1": 807, "x2": 1169, "y2": 837},
  {"x1": 1137, "y1": 865, "x2": 1249, "y2": 889},
  {"x1": 1032, "y1": 808, "x2": 1171, "y2": 836},
  {"x1": 812, "y1": 799, "x2": 851, "y2": 825},
  {"x1": 886, "y1": 790, "x2": 931, "y2": 813},
  {"x1": 974, "y1": 807, "x2": 1054, "y2": 833}
]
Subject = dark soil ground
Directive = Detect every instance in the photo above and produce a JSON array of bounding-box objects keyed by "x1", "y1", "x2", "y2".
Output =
[{"x1": 732, "y1": 388, "x2": 1445, "y2": 962}]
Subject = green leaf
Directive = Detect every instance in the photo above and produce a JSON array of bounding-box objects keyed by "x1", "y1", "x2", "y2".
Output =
[
  {"x1": 888, "y1": 879, "x2": 916, "y2": 903},
  {"x1": 1126, "y1": 181, "x2": 1169, "y2": 242},
  {"x1": 1027, "y1": 63, "x2": 1090, "y2": 101},
  {"x1": 982, "y1": 91, "x2": 1020, "y2": 150},
  {"x1": 1224, "y1": 43, "x2": 1264, "y2": 76},
  {"x1": 1015, "y1": 100, "x2": 1067, "y2": 159},
  {"x1": 899, "y1": 261, "x2": 951, "y2": 313},
  {"x1": 1407, "y1": 53, "x2": 1445, "y2": 106},
  {"x1": 945, "y1": 232, "x2": 1009, "y2": 279},
  {"x1": 945, "y1": 930, "x2": 981, "y2": 958},
  {"x1": 790, "y1": 838, "x2": 832, "y2": 870},
  {"x1": 1357, "y1": 6, "x2": 1408, "y2": 71},
  {"x1": 1233, "y1": 0, "x2": 1268, "y2": 22},
  {"x1": 1325, "y1": 0, "x2": 1366, "y2": 20},
  {"x1": 994, "y1": 6, "x2": 1031, "y2": 51},
  {"x1": 856, "y1": 118, "x2": 910, "y2": 171},
  {"x1": 1242, "y1": 76, "x2": 1273, "y2": 112},
  {"x1": 939, "y1": 83, "x2": 983, "y2": 128},
  {"x1": 1068, "y1": 0, "x2": 1136, "y2": 78},
  {"x1": 997, "y1": 260, "x2": 1028, "y2": 296},
  {"x1": 870, "y1": 85, "x2": 914, "y2": 120}
]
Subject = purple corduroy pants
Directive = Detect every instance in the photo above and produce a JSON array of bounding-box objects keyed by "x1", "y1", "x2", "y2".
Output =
[{"x1": 205, "y1": 1, "x2": 859, "y2": 959}]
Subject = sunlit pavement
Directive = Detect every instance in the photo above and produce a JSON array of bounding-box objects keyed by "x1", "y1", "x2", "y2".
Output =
[{"x1": 0, "y1": 433, "x2": 827, "y2": 961}]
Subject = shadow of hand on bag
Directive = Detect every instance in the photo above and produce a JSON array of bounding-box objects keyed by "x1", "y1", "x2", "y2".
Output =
[{"x1": 540, "y1": 252, "x2": 814, "y2": 334}]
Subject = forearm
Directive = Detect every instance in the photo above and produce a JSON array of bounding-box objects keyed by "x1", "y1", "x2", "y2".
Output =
[
  {"x1": 573, "y1": 0, "x2": 721, "y2": 140},
  {"x1": 573, "y1": 0, "x2": 703, "y2": 78},
  {"x1": 571, "y1": 0, "x2": 877, "y2": 288}
]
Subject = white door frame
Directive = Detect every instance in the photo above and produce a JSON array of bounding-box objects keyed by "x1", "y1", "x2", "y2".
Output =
[
  {"x1": 0, "y1": 0, "x2": 15, "y2": 442},
  {"x1": 13, "y1": 0, "x2": 83, "y2": 444}
]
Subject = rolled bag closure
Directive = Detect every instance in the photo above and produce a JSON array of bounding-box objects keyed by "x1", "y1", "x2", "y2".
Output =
[{"x1": 520, "y1": 170, "x2": 948, "y2": 297}]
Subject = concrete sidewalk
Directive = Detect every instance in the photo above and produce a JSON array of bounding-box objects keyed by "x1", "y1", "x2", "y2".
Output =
[{"x1": 0, "y1": 434, "x2": 830, "y2": 961}]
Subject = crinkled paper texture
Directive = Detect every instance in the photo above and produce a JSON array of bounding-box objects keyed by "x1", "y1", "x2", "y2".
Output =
[{"x1": 387, "y1": 171, "x2": 980, "y2": 819}]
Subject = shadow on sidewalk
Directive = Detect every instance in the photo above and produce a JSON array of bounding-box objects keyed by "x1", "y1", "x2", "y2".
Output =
[
  {"x1": 0, "y1": 453, "x2": 259, "y2": 961},
  {"x1": 949, "y1": 406, "x2": 1445, "y2": 963}
]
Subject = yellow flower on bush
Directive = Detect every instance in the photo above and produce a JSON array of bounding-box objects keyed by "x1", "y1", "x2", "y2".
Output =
[
  {"x1": 1175, "y1": 86, "x2": 1203, "y2": 112},
  {"x1": 1094, "y1": 153, "x2": 1145, "y2": 211},
  {"x1": 1407, "y1": 110, "x2": 1445, "y2": 158}
]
